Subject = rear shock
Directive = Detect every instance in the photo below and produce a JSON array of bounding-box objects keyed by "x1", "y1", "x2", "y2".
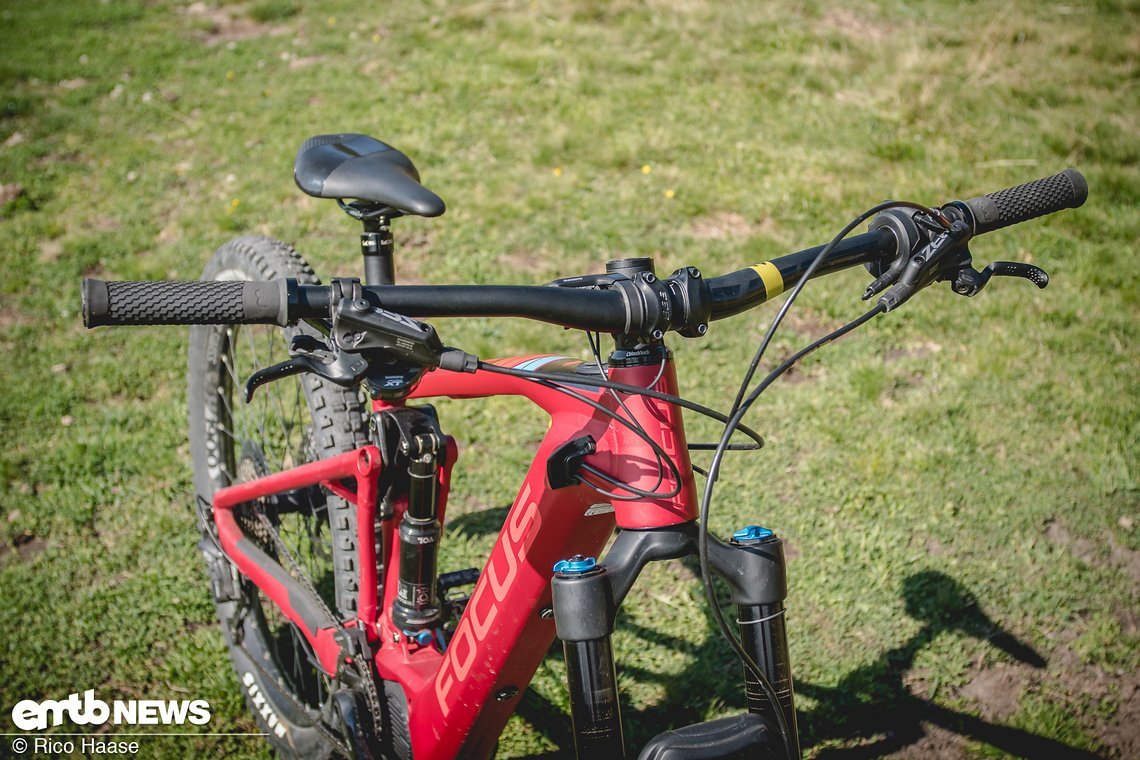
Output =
[
  {"x1": 390, "y1": 442, "x2": 444, "y2": 633},
  {"x1": 379, "y1": 407, "x2": 449, "y2": 636}
]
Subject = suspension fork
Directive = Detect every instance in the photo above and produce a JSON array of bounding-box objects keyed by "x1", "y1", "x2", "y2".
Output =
[
  {"x1": 551, "y1": 522, "x2": 797, "y2": 759},
  {"x1": 708, "y1": 527, "x2": 799, "y2": 758},
  {"x1": 552, "y1": 557, "x2": 624, "y2": 757}
]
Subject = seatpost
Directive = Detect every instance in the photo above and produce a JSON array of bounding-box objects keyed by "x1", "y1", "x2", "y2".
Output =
[{"x1": 361, "y1": 215, "x2": 395, "y2": 285}]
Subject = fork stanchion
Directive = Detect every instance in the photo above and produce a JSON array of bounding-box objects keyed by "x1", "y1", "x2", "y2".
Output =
[
  {"x1": 737, "y1": 601, "x2": 795, "y2": 732},
  {"x1": 551, "y1": 556, "x2": 625, "y2": 759}
]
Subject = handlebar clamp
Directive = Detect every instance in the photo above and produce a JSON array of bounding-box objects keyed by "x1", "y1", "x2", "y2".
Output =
[
  {"x1": 605, "y1": 266, "x2": 713, "y2": 345},
  {"x1": 550, "y1": 260, "x2": 712, "y2": 345},
  {"x1": 666, "y1": 266, "x2": 712, "y2": 338}
]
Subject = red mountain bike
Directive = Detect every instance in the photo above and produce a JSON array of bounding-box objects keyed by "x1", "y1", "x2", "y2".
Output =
[{"x1": 81, "y1": 134, "x2": 1087, "y2": 759}]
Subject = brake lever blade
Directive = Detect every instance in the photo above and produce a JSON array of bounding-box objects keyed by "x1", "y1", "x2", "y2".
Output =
[
  {"x1": 951, "y1": 261, "x2": 1049, "y2": 298},
  {"x1": 546, "y1": 274, "x2": 621, "y2": 288},
  {"x1": 245, "y1": 332, "x2": 371, "y2": 402},
  {"x1": 244, "y1": 359, "x2": 305, "y2": 403},
  {"x1": 986, "y1": 260, "x2": 1050, "y2": 289}
]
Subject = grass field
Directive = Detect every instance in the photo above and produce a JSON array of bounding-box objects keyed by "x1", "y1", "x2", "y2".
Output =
[{"x1": 1, "y1": 0, "x2": 1137, "y2": 757}]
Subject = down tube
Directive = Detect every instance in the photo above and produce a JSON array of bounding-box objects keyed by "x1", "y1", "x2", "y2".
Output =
[{"x1": 409, "y1": 414, "x2": 617, "y2": 759}]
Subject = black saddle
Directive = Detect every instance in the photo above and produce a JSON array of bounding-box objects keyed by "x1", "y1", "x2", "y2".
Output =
[{"x1": 293, "y1": 134, "x2": 446, "y2": 218}]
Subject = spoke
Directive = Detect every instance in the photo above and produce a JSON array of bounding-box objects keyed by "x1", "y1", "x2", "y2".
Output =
[
  {"x1": 227, "y1": 328, "x2": 271, "y2": 446},
  {"x1": 289, "y1": 625, "x2": 305, "y2": 696},
  {"x1": 240, "y1": 327, "x2": 274, "y2": 449},
  {"x1": 288, "y1": 376, "x2": 304, "y2": 469},
  {"x1": 212, "y1": 307, "x2": 340, "y2": 714},
  {"x1": 257, "y1": 325, "x2": 296, "y2": 471}
]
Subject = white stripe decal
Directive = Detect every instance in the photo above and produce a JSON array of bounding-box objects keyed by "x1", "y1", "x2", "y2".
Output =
[{"x1": 515, "y1": 356, "x2": 569, "y2": 372}]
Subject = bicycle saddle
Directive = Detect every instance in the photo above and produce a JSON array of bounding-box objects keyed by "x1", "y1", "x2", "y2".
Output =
[{"x1": 293, "y1": 133, "x2": 446, "y2": 217}]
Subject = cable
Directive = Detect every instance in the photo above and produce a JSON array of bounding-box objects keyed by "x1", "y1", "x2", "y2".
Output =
[
  {"x1": 687, "y1": 442, "x2": 763, "y2": 451},
  {"x1": 479, "y1": 366, "x2": 685, "y2": 500},
  {"x1": 700, "y1": 304, "x2": 884, "y2": 760},
  {"x1": 586, "y1": 331, "x2": 669, "y2": 495},
  {"x1": 579, "y1": 463, "x2": 673, "y2": 501},
  {"x1": 728, "y1": 200, "x2": 948, "y2": 417},
  {"x1": 477, "y1": 359, "x2": 766, "y2": 499},
  {"x1": 699, "y1": 199, "x2": 939, "y2": 760},
  {"x1": 476, "y1": 362, "x2": 765, "y2": 451}
]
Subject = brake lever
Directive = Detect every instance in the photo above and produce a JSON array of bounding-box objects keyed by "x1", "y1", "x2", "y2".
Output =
[
  {"x1": 877, "y1": 220, "x2": 972, "y2": 312},
  {"x1": 863, "y1": 210, "x2": 955, "y2": 301},
  {"x1": 546, "y1": 274, "x2": 621, "y2": 289},
  {"x1": 244, "y1": 333, "x2": 369, "y2": 402},
  {"x1": 332, "y1": 299, "x2": 445, "y2": 366},
  {"x1": 951, "y1": 261, "x2": 1050, "y2": 297}
]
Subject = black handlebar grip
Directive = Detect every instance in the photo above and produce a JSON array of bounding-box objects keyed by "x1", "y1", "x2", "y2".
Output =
[
  {"x1": 82, "y1": 278, "x2": 289, "y2": 327},
  {"x1": 960, "y1": 168, "x2": 1087, "y2": 235}
]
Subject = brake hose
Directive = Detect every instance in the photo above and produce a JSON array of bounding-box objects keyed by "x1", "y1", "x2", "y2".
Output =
[
  {"x1": 476, "y1": 362, "x2": 766, "y2": 450},
  {"x1": 475, "y1": 360, "x2": 764, "y2": 501},
  {"x1": 728, "y1": 200, "x2": 948, "y2": 416},
  {"x1": 702, "y1": 200, "x2": 947, "y2": 760}
]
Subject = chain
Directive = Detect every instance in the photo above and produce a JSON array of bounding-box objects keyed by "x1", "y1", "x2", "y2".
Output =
[
  {"x1": 351, "y1": 655, "x2": 385, "y2": 754},
  {"x1": 254, "y1": 511, "x2": 387, "y2": 753}
]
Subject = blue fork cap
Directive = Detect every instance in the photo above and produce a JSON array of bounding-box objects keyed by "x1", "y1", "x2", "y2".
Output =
[
  {"x1": 732, "y1": 525, "x2": 774, "y2": 542},
  {"x1": 553, "y1": 556, "x2": 597, "y2": 575}
]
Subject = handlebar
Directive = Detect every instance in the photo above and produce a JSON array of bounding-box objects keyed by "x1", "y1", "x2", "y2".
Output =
[
  {"x1": 705, "y1": 228, "x2": 896, "y2": 320},
  {"x1": 82, "y1": 169, "x2": 1087, "y2": 336},
  {"x1": 81, "y1": 278, "x2": 629, "y2": 331}
]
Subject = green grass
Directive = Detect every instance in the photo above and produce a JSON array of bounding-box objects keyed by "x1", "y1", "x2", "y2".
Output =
[{"x1": 1, "y1": 0, "x2": 1137, "y2": 757}]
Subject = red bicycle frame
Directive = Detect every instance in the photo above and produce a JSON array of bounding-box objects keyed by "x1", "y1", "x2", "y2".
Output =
[{"x1": 212, "y1": 353, "x2": 699, "y2": 759}]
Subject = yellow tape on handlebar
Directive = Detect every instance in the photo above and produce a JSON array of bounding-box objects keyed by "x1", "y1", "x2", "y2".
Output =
[{"x1": 750, "y1": 262, "x2": 784, "y2": 299}]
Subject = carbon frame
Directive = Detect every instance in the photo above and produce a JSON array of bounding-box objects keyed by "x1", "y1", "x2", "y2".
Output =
[{"x1": 212, "y1": 353, "x2": 700, "y2": 759}]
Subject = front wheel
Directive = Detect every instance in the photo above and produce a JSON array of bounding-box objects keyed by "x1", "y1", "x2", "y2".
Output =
[{"x1": 187, "y1": 236, "x2": 375, "y2": 757}]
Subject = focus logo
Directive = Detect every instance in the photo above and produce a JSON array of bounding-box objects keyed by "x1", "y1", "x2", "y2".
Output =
[{"x1": 10, "y1": 690, "x2": 211, "y2": 731}]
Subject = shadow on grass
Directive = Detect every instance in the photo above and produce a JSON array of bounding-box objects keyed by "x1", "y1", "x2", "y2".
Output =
[
  {"x1": 447, "y1": 504, "x2": 511, "y2": 538},
  {"x1": 797, "y1": 570, "x2": 1097, "y2": 759},
  {"x1": 512, "y1": 569, "x2": 1099, "y2": 759}
]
